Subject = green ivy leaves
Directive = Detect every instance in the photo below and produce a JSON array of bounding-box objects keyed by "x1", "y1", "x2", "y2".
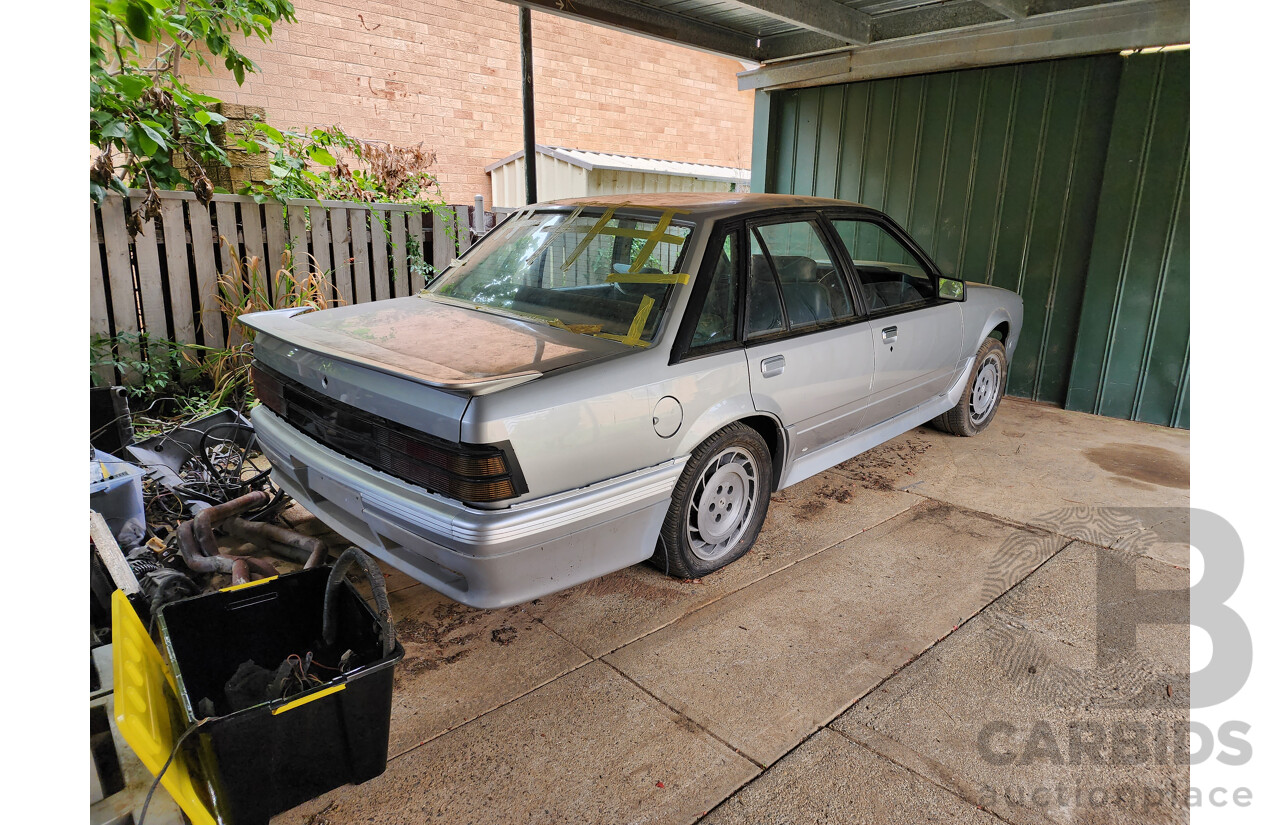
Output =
[{"x1": 89, "y1": 0, "x2": 297, "y2": 203}]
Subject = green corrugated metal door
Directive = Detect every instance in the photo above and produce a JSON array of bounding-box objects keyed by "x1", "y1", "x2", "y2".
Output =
[
  {"x1": 1065, "y1": 52, "x2": 1190, "y2": 428},
  {"x1": 759, "y1": 51, "x2": 1189, "y2": 427}
]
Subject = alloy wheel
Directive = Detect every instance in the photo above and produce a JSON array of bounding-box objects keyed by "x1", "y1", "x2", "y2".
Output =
[{"x1": 685, "y1": 447, "x2": 759, "y2": 561}]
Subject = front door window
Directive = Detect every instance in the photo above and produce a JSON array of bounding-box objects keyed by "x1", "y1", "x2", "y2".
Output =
[{"x1": 831, "y1": 220, "x2": 934, "y2": 312}]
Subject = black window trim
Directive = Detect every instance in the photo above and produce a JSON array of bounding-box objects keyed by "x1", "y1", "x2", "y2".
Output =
[{"x1": 670, "y1": 205, "x2": 957, "y2": 365}]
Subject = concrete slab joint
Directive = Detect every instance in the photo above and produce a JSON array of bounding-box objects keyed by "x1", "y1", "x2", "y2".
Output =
[{"x1": 266, "y1": 400, "x2": 1188, "y2": 825}]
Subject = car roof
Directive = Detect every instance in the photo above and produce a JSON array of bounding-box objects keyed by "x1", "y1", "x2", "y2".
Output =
[{"x1": 540, "y1": 192, "x2": 872, "y2": 221}]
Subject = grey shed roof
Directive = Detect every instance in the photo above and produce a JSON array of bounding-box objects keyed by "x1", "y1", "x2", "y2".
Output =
[{"x1": 484, "y1": 145, "x2": 750, "y2": 186}]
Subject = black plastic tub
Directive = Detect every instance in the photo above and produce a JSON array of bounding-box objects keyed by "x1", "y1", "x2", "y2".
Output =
[{"x1": 157, "y1": 566, "x2": 403, "y2": 825}]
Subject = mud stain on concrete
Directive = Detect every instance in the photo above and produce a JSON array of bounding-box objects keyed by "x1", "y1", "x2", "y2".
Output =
[
  {"x1": 396, "y1": 602, "x2": 536, "y2": 677},
  {"x1": 396, "y1": 602, "x2": 489, "y2": 676},
  {"x1": 836, "y1": 438, "x2": 931, "y2": 491},
  {"x1": 817, "y1": 484, "x2": 856, "y2": 504},
  {"x1": 794, "y1": 500, "x2": 828, "y2": 521},
  {"x1": 1083, "y1": 443, "x2": 1189, "y2": 489}
]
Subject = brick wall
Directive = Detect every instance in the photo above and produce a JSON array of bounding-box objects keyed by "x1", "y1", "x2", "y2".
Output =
[{"x1": 183, "y1": 0, "x2": 755, "y2": 203}]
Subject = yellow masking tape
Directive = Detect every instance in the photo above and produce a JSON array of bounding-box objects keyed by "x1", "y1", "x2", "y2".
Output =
[
  {"x1": 605, "y1": 272, "x2": 690, "y2": 286},
  {"x1": 599, "y1": 294, "x2": 655, "y2": 347},
  {"x1": 629, "y1": 208, "x2": 686, "y2": 274},
  {"x1": 271, "y1": 683, "x2": 346, "y2": 715},
  {"x1": 594, "y1": 226, "x2": 687, "y2": 245},
  {"x1": 219, "y1": 575, "x2": 279, "y2": 593},
  {"x1": 560, "y1": 206, "x2": 618, "y2": 272},
  {"x1": 551, "y1": 321, "x2": 604, "y2": 334}
]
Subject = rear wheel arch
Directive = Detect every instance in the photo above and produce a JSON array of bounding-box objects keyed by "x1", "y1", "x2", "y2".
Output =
[
  {"x1": 652, "y1": 420, "x2": 775, "y2": 579},
  {"x1": 737, "y1": 414, "x2": 785, "y2": 492}
]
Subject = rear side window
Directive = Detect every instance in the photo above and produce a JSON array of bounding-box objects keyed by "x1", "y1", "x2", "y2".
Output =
[
  {"x1": 746, "y1": 230, "x2": 786, "y2": 338},
  {"x1": 689, "y1": 232, "x2": 739, "y2": 349},
  {"x1": 831, "y1": 220, "x2": 935, "y2": 311}
]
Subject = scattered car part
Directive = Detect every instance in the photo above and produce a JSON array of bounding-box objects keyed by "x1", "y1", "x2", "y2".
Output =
[
  {"x1": 175, "y1": 493, "x2": 278, "y2": 583},
  {"x1": 172, "y1": 489, "x2": 327, "y2": 584},
  {"x1": 127, "y1": 409, "x2": 266, "y2": 506},
  {"x1": 221, "y1": 516, "x2": 328, "y2": 568},
  {"x1": 89, "y1": 385, "x2": 134, "y2": 455},
  {"x1": 324, "y1": 547, "x2": 395, "y2": 658}
]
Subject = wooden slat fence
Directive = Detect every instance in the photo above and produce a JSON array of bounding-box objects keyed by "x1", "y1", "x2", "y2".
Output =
[{"x1": 90, "y1": 190, "x2": 505, "y2": 385}]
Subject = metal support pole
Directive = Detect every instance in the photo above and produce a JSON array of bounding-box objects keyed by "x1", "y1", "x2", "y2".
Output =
[{"x1": 519, "y1": 7, "x2": 538, "y2": 205}]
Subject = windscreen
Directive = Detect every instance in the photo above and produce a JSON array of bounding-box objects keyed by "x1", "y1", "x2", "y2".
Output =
[{"x1": 425, "y1": 206, "x2": 693, "y2": 346}]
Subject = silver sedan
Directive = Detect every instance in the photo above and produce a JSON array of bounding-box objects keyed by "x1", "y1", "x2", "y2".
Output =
[{"x1": 244, "y1": 193, "x2": 1023, "y2": 607}]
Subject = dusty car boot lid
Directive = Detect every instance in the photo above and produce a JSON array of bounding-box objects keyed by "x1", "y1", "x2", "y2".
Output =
[{"x1": 240, "y1": 297, "x2": 629, "y2": 391}]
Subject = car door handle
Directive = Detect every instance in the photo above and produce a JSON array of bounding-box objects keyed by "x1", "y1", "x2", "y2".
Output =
[
  {"x1": 881, "y1": 326, "x2": 898, "y2": 344},
  {"x1": 761, "y1": 355, "x2": 786, "y2": 378}
]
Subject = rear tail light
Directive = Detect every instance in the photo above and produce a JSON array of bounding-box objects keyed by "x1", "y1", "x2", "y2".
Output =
[
  {"x1": 251, "y1": 364, "x2": 284, "y2": 415},
  {"x1": 250, "y1": 362, "x2": 525, "y2": 504}
]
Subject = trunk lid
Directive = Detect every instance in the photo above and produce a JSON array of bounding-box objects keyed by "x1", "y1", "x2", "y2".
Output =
[
  {"x1": 242, "y1": 296, "x2": 625, "y2": 390},
  {"x1": 241, "y1": 297, "x2": 627, "y2": 442}
]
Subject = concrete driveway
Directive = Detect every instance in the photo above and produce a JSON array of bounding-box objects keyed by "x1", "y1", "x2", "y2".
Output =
[{"x1": 275, "y1": 399, "x2": 1190, "y2": 825}]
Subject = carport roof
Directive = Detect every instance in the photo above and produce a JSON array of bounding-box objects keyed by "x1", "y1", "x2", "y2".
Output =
[{"x1": 501, "y1": 0, "x2": 1189, "y2": 90}]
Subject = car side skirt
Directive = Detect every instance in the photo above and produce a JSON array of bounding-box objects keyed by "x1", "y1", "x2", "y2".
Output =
[{"x1": 777, "y1": 356, "x2": 974, "y2": 489}]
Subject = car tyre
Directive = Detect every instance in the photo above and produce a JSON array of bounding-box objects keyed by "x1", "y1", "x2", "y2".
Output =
[
  {"x1": 933, "y1": 337, "x2": 1007, "y2": 436},
  {"x1": 651, "y1": 422, "x2": 773, "y2": 579}
]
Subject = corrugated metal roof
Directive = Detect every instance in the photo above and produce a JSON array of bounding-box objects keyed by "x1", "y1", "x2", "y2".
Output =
[
  {"x1": 485, "y1": 145, "x2": 750, "y2": 185},
  {"x1": 502, "y1": 1, "x2": 1186, "y2": 74}
]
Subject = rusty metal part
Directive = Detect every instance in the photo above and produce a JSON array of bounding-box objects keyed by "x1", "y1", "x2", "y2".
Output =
[
  {"x1": 177, "y1": 518, "x2": 234, "y2": 575},
  {"x1": 192, "y1": 491, "x2": 271, "y2": 561},
  {"x1": 176, "y1": 492, "x2": 278, "y2": 581},
  {"x1": 230, "y1": 556, "x2": 277, "y2": 585},
  {"x1": 222, "y1": 517, "x2": 329, "y2": 569}
]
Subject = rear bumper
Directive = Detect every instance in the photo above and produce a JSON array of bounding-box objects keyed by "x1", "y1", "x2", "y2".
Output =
[{"x1": 251, "y1": 406, "x2": 683, "y2": 608}]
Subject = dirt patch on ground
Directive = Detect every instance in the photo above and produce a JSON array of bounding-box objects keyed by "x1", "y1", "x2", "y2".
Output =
[
  {"x1": 395, "y1": 603, "x2": 536, "y2": 676},
  {"x1": 836, "y1": 438, "x2": 931, "y2": 491},
  {"x1": 396, "y1": 602, "x2": 485, "y2": 675},
  {"x1": 794, "y1": 500, "x2": 828, "y2": 521},
  {"x1": 1084, "y1": 443, "x2": 1189, "y2": 489},
  {"x1": 817, "y1": 484, "x2": 856, "y2": 504},
  {"x1": 770, "y1": 483, "x2": 858, "y2": 519}
]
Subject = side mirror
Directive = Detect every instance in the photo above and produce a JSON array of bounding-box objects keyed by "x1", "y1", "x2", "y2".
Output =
[{"x1": 938, "y1": 277, "x2": 965, "y2": 301}]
